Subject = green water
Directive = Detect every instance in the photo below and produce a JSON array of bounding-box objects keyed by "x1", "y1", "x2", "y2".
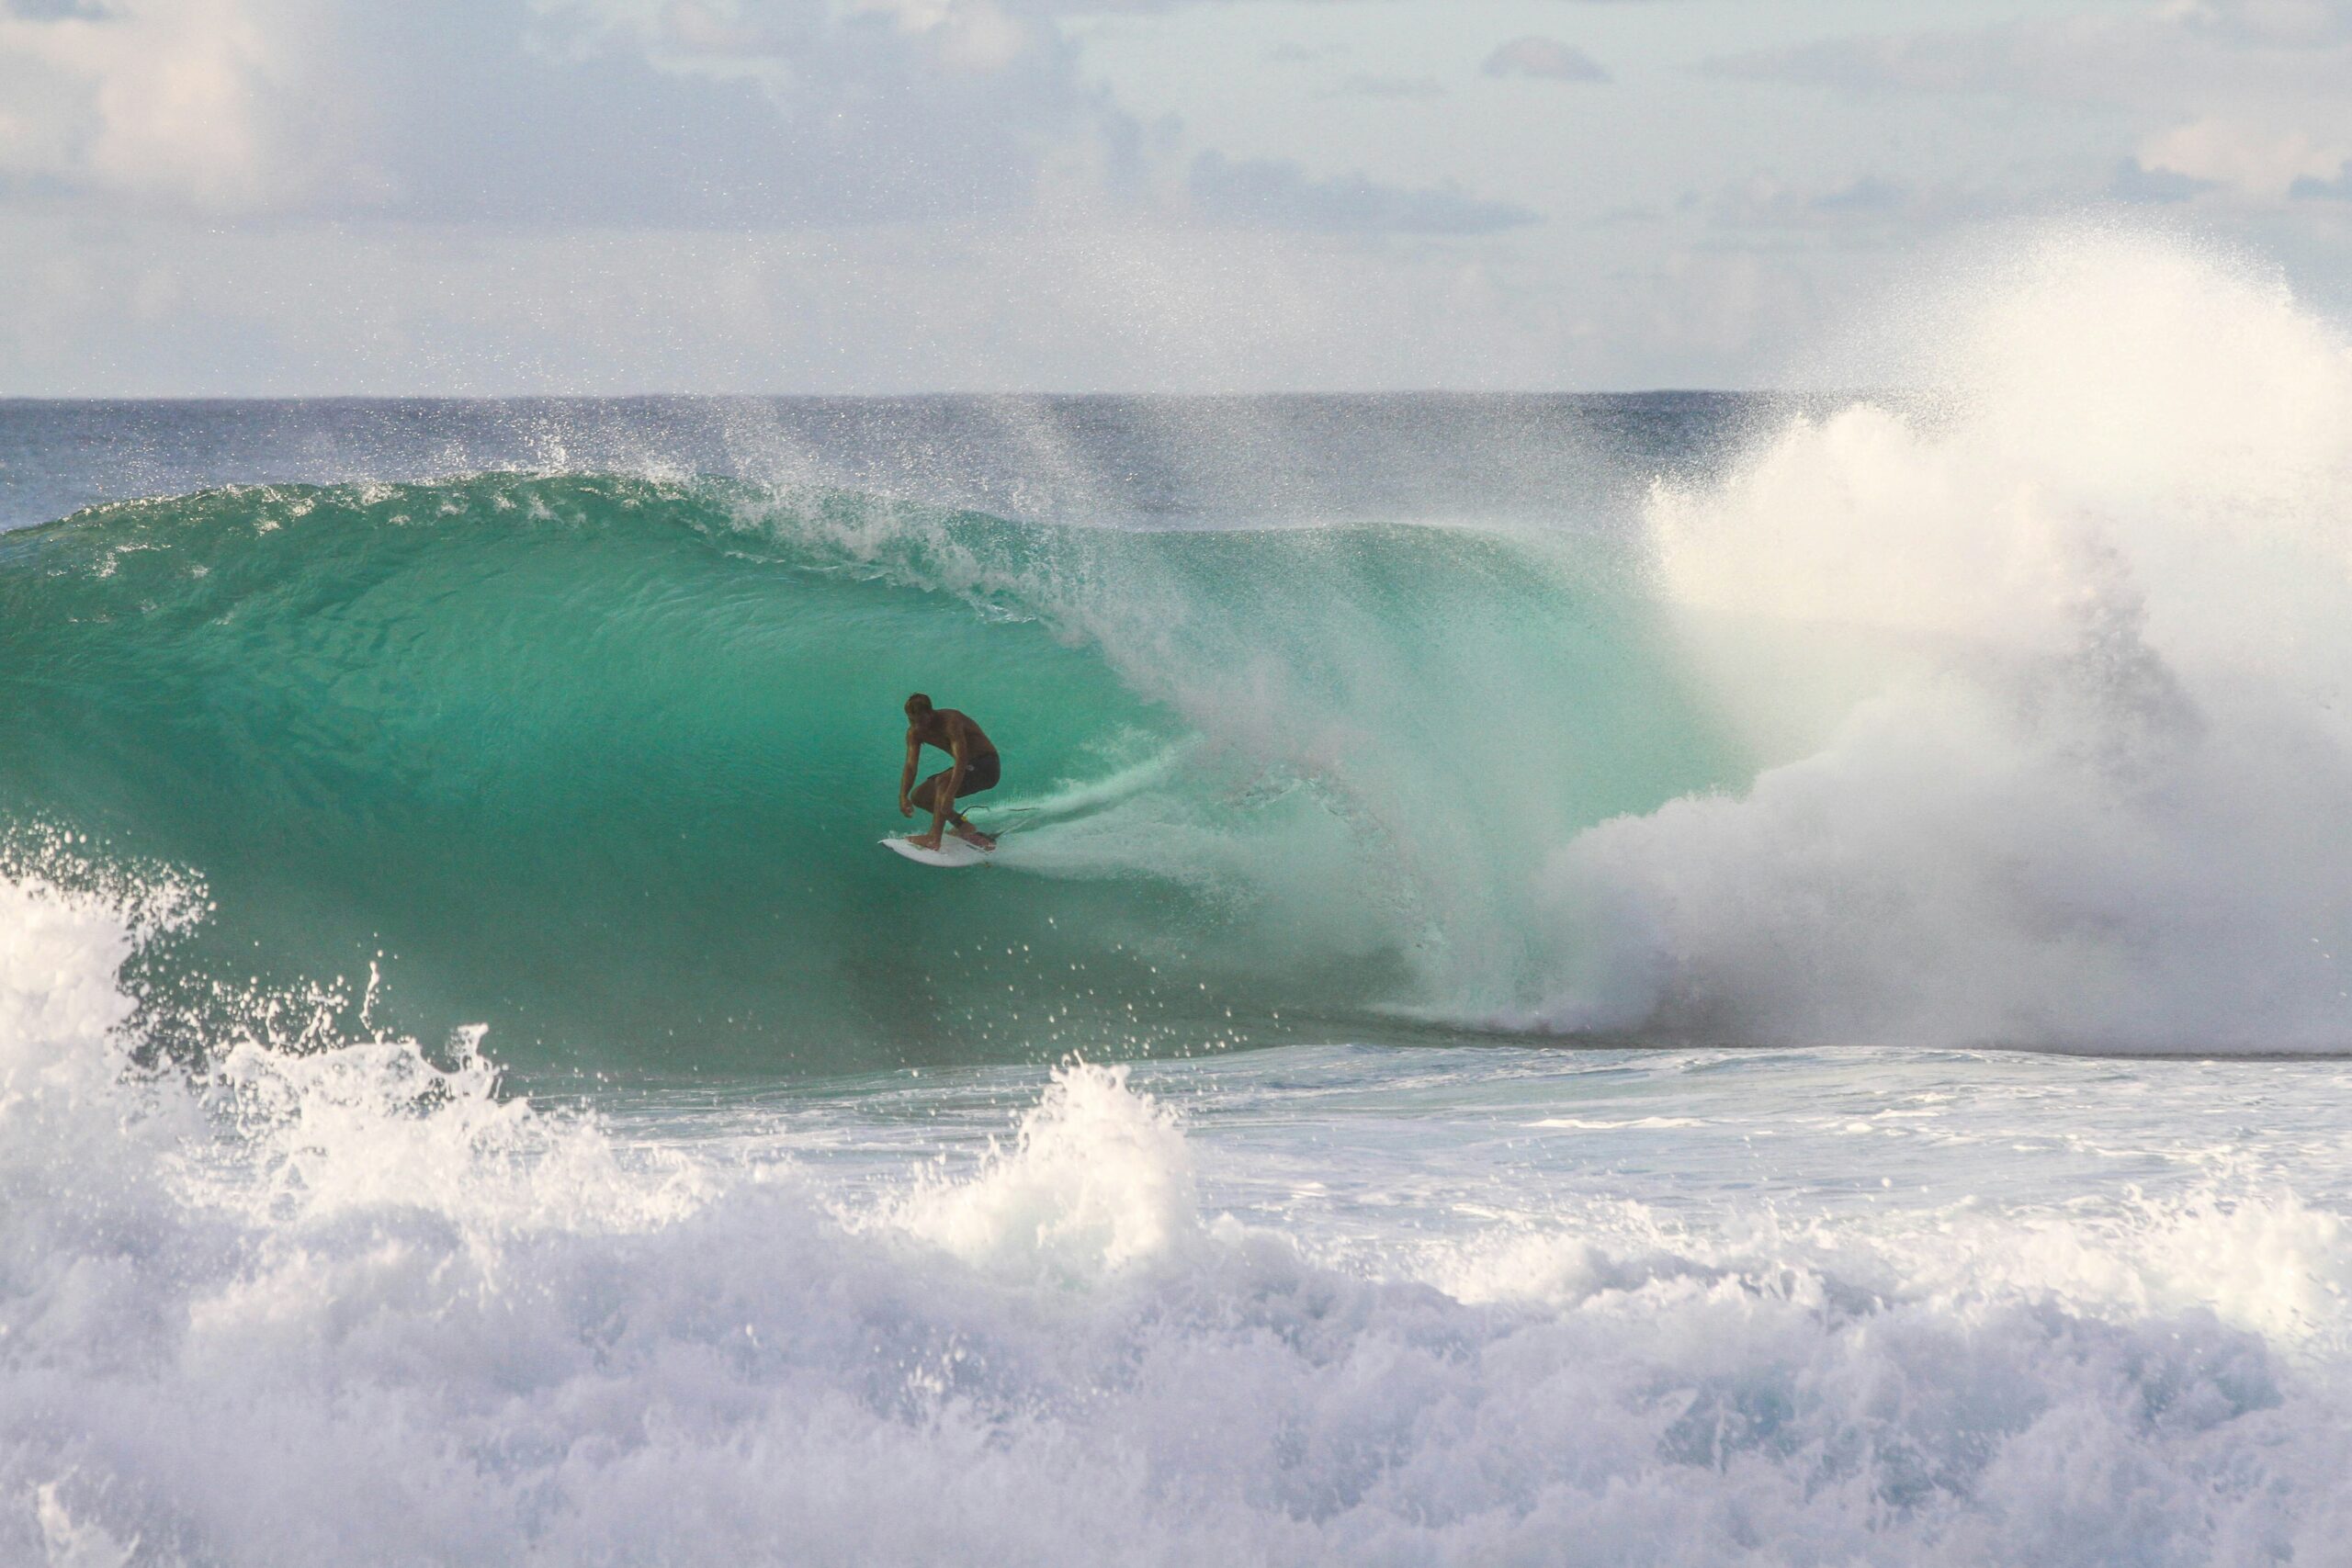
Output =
[{"x1": 0, "y1": 474, "x2": 1741, "y2": 1075}]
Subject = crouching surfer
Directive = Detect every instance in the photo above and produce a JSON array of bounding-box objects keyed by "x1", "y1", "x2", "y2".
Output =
[{"x1": 899, "y1": 693, "x2": 1000, "y2": 852}]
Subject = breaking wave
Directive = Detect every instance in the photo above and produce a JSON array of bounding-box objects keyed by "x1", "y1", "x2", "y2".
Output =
[
  {"x1": 1, "y1": 231, "x2": 2347, "y2": 1067},
  {"x1": 3, "y1": 856, "x2": 2347, "y2": 1563}
]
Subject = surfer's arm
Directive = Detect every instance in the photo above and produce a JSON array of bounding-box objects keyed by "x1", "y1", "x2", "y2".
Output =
[{"x1": 899, "y1": 734, "x2": 921, "y2": 818}]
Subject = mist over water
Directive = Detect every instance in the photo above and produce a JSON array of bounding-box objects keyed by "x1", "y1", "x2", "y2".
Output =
[
  {"x1": 5, "y1": 232, "x2": 2352, "y2": 1562},
  {"x1": 1547, "y1": 234, "x2": 2352, "y2": 1052}
]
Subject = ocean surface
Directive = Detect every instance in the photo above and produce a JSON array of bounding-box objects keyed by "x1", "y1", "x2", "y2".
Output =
[{"x1": 6, "y1": 238, "x2": 2352, "y2": 1563}]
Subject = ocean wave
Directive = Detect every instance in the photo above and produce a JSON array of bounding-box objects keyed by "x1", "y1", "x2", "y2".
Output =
[
  {"x1": 2, "y1": 233, "x2": 2349, "y2": 1063},
  {"x1": 0, "y1": 475, "x2": 1724, "y2": 1072}
]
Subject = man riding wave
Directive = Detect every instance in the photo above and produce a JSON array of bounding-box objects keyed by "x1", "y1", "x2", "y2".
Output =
[{"x1": 899, "y1": 693, "x2": 999, "y2": 852}]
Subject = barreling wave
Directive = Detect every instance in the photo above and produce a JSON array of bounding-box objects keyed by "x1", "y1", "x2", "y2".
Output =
[
  {"x1": 0, "y1": 474, "x2": 1732, "y2": 1076},
  {"x1": 7, "y1": 231, "x2": 2352, "y2": 1067}
]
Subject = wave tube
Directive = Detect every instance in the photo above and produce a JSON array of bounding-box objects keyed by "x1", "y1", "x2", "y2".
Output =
[{"x1": 0, "y1": 476, "x2": 1734, "y2": 1075}]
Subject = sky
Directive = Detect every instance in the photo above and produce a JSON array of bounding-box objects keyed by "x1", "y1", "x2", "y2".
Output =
[{"x1": 5, "y1": 0, "x2": 2352, "y2": 394}]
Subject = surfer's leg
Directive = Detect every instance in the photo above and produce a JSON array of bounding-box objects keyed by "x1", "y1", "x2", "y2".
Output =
[
  {"x1": 948, "y1": 757, "x2": 999, "y2": 847},
  {"x1": 944, "y1": 799, "x2": 990, "y2": 845},
  {"x1": 908, "y1": 771, "x2": 956, "y2": 847}
]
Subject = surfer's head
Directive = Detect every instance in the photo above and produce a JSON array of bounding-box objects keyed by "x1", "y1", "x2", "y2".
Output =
[{"x1": 905, "y1": 693, "x2": 933, "y2": 720}]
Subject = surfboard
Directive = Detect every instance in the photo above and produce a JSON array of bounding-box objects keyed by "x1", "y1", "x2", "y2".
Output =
[{"x1": 881, "y1": 834, "x2": 995, "y2": 868}]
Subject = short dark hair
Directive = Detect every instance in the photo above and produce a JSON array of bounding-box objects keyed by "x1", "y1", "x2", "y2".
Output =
[{"x1": 905, "y1": 693, "x2": 933, "y2": 716}]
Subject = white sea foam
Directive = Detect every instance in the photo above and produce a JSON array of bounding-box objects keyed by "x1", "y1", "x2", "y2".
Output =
[
  {"x1": 4, "y1": 866, "x2": 2351, "y2": 1563},
  {"x1": 1536, "y1": 231, "x2": 2352, "y2": 1050},
  {"x1": 879, "y1": 1060, "x2": 1199, "y2": 1284}
]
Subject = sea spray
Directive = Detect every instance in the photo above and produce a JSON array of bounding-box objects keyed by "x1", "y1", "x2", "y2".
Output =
[
  {"x1": 882, "y1": 1061, "x2": 1198, "y2": 1285},
  {"x1": 1537, "y1": 231, "x2": 2352, "y2": 1050}
]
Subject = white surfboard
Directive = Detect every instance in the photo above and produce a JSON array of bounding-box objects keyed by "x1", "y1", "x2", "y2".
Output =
[{"x1": 880, "y1": 833, "x2": 995, "y2": 868}]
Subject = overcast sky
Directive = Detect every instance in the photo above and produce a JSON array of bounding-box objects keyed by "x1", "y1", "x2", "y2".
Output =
[{"x1": 4, "y1": 0, "x2": 2352, "y2": 394}]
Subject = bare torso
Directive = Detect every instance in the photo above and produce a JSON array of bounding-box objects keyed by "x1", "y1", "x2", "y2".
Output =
[
  {"x1": 899, "y1": 708, "x2": 1000, "y2": 849},
  {"x1": 913, "y1": 709, "x2": 995, "y2": 761}
]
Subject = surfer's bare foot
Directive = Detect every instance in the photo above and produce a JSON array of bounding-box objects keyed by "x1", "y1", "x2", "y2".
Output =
[
  {"x1": 908, "y1": 830, "x2": 943, "y2": 851},
  {"x1": 952, "y1": 824, "x2": 996, "y2": 850}
]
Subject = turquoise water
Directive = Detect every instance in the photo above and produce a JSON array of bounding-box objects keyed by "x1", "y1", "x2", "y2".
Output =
[{"x1": 0, "y1": 471, "x2": 1739, "y2": 1076}]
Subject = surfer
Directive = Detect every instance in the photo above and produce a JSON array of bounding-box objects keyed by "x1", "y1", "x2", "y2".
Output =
[{"x1": 899, "y1": 693, "x2": 1000, "y2": 852}]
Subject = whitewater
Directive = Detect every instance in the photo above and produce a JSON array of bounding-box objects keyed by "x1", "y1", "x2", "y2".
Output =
[{"x1": 5, "y1": 232, "x2": 2352, "y2": 1563}]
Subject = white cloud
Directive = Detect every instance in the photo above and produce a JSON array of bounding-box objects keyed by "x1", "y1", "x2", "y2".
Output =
[
  {"x1": 0, "y1": 0, "x2": 1131, "y2": 223},
  {"x1": 0, "y1": 0, "x2": 362, "y2": 212},
  {"x1": 0, "y1": 0, "x2": 1560, "y2": 242},
  {"x1": 9, "y1": 0, "x2": 2352, "y2": 395},
  {"x1": 2136, "y1": 116, "x2": 2346, "y2": 200}
]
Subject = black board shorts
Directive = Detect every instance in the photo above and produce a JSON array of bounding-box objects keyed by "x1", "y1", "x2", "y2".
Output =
[{"x1": 950, "y1": 752, "x2": 1001, "y2": 798}]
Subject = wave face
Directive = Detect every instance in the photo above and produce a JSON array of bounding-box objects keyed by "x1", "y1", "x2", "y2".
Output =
[{"x1": 0, "y1": 475, "x2": 1733, "y2": 1073}]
